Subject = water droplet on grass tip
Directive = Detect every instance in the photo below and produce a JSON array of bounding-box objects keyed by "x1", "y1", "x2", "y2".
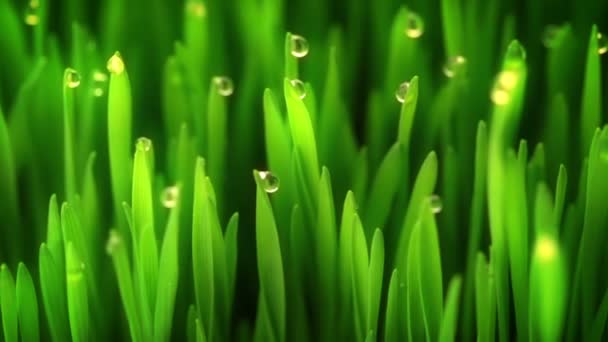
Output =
[
  {"x1": 442, "y1": 55, "x2": 467, "y2": 78},
  {"x1": 65, "y1": 69, "x2": 81, "y2": 88},
  {"x1": 186, "y1": 0, "x2": 206, "y2": 17},
  {"x1": 162, "y1": 186, "x2": 180, "y2": 208},
  {"x1": 289, "y1": 79, "x2": 307, "y2": 99},
  {"x1": 290, "y1": 34, "x2": 309, "y2": 58},
  {"x1": 395, "y1": 81, "x2": 410, "y2": 103},
  {"x1": 24, "y1": 0, "x2": 40, "y2": 26},
  {"x1": 535, "y1": 236, "x2": 557, "y2": 262},
  {"x1": 542, "y1": 25, "x2": 561, "y2": 48},
  {"x1": 107, "y1": 52, "x2": 125, "y2": 75},
  {"x1": 106, "y1": 230, "x2": 122, "y2": 255},
  {"x1": 430, "y1": 194, "x2": 442, "y2": 214},
  {"x1": 136, "y1": 137, "x2": 152, "y2": 152},
  {"x1": 213, "y1": 76, "x2": 234, "y2": 96},
  {"x1": 405, "y1": 12, "x2": 424, "y2": 38},
  {"x1": 491, "y1": 70, "x2": 518, "y2": 106},
  {"x1": 597, "y1": 32, "x2": 608, "y2": 55},
  {"x1": 257, "y1": 171, "x2": 280, "y2": 193}
]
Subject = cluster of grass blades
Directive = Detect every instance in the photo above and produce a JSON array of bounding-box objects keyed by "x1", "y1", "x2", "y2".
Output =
[{"x1": 2, "y1": 0, "x2": 608, "y2": 341}]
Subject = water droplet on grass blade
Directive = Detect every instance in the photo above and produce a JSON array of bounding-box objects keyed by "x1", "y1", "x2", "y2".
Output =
[
  {"x1": 395, "y1": 81, "x2": 410, "y2": 103},
  {"x1": 491, "y1": 70, "x2": 519, "y2": 105},
  {"x1": 597, "y1": 32, "x2": 608, "y2": 55},
  {"x1": 92, "y1": 70, "x2": 108, "y2": 97},
  {"x1": 162, "y1": 186, "x2": 180, "y2": 208},
  {"x1": 289, "y1": 79, "x2": 307, "y2": 99},
  {"x1": 65, "y1": 69, "x2": 81, "y2": 88},
  {"x1": 257, "y1": 170, "x2": 280, "y2": 193},
  {"x1": 535, "y1": 236, "x2": 557, "y2": 262},
  {"x1": 430, "y1": 194, "x2": 442, "y2": 214},
  {"x1": 24, "y1": 0, "x2": 40, "y2": 26},
  {"x1": 443, "y1": 55, "x2": 467, "y2": 78},
  {"x1": 405, "y1": 12, "x2": 424, "y2": 38},
  {"x1": 213, "y1": 76, "x2": 234, "y2": 96},
  {"x1": 107, "y1": 52, "x2": 125, "y2": 74},
  {"x1": 542, "y1": 25, "x2": 561, "y2": 48},
  {"x1": 186, "y1": 0, "x2": 206, "y2": 17},
  {"x1": 106, "y1": 230, "x2": 122, "y2": 255},
  {"x1": 290, "y1": 34, "x2": 310, "y2": 58},
  {"x1": 136, "y1": 137, "x2": 152, "y2": 152}
]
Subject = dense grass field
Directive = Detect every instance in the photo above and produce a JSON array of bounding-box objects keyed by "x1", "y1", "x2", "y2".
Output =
[{"x1": 1, "y1": 0, "x2": 608, "y2": 341}]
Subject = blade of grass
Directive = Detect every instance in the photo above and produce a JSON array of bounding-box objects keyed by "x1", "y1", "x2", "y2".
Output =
[
  {"x1": 254, "y1": 169, "x2": 286, "y2": 342},
  {"x1": 439, "y1": 275, "x2": 463, "y2": 342},
  {"x1": 579, "y1": 25, "x2": 602, "y2": 156},
  {"x1": 39, "y1": 244, "x2": 70, "y2": 342},
  {"x1": 16, "y1": 263, "x2": 39, "y2": 342},
  {"x1": 0, "y1": 265, "x2": 18, "y2": 342},
  {"x1": 65, "y1": 242, "x2": 88, "y2": 342}
]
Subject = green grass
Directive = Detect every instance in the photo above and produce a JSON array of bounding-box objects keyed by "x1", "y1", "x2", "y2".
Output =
[{"x1": 1, "y1": 0, "x2": 608, "y2": 341}]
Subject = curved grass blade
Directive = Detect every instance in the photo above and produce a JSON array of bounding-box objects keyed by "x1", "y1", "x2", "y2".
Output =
[
  {"x1": 384, "y1": 269, "x2": 404, "y2": 342},
  {"x1": 254, "y1": 170, "x2": 286, "y2": 342},
  {"x1": 107, "y1": 51, "x2": 133, "y2": 233},
  {"x1": 225, "y1": 212, "x2": 239, "y2": 306},
  {"x1": 315, "y1": 168, "x2": 337, "y2": 340},
  {"x1": 107, "y1": 229, "x2": 142, "y2": 342},
  {"x1": 16, "y1": 263, "x2": 39, "y2": 342},
  {"x1": 367, "y1": 229, "x2": 384, "y2": 338},
  {"x1": 364, "y1": 143, "x2": 404, "y2": 235},
  {"x1": 529, "y1": 235, "x2": 566, "y2": 341},
  {"x1": 65, "y1": 242, "x2": 88, "y2": 342},
  {"x1": 39, "y1": 244, "x2": 70, "y2": 342},
  {"x1": 207, "y1": 78, "x2": 228, "y2": 211},
  {"x1": 395, "y1": 151, "x2": 438, "y2": 274},
  {"x1": 351, "y1": 214, "x2": 368, "y2": 341},
  {"x1": 579, "y1": 25, "x2": 602, "y2": 156},
  {"x1": 439, "y1": 275, "x2": 463, "y2": 342},
  {"x1": 0, "y1": 264, "x2": 18, "y2": 342},
  {"x1": 154, "y1": 199, "x2": 181, "y2": 342},
  {"x1": 63, "y1": 68, "x2": 78, "y2": 202}
]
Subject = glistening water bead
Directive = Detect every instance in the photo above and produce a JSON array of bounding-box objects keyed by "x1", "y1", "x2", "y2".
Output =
[
  {"x1": 162, "y1": 186, "x2": 180, "y2": 208},
  {"x1": 93, "y1": 70, "x2": 108, "y2": 97},
  {"x1": 107, "y1": 52, "x2": 125, "y2": 74},
  {"x1": 443, "y1": 55, "x2": 467, "y2": 78},
  {"x1": 405, "y1": 11, "x2": 424, "y2": 38},
  {"x1": 395, "y1": 81, "x2": 410, "y2": 103},
  {"x1": 136, "y1": 137, "x2": 152, "y2": 152},
  {"x1": 24, "y1": 0, "x2": 40, "y2": 26},
  {"x1": 430, "y1": 194, "x2": 443, "y2": 214},
  {"x1": 542, "y1": 25, "x2": 561, "y2": 48},
  {"x1": 258, "y1": 171, "x2": 280, "y2": 193},
  {"x1": 290, "y1": 79, "x2": 307, "y2": 99},
  {"x1": 597, "y1": 32, "x2": 608, "y2": 55},
  {"x1": 491, "y1": 70, "x2": 518, "y2": 105},
  {"x1": 213, "y1": 76, "x2": 234, "y2": 96},
  {"x1": 65, "y1": 69, "x2": 81, "y2": 88},
  {"x1": 290, "y1": 34, "x2": 310, "y2": 58}
]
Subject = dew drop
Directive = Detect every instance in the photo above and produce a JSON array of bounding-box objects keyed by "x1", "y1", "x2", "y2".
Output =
[
  {"x1": 442, "y1": 55, "x2": 467, "y2": 78},
  {"x1": 162, "y1": 185, "x2": 180, "y2": 208},
  {"x1": 597, "y1": 32, "x2": 608, "y2": 55},
  {"x1": 491, "y1": 70, "x2": 519, "y2": 106},
  {"x1": 289, "y1": 79, "x2": 307, "y2": 99},
  {"x1": 258, "y1": 170, "x2": 280, "y2": 193},
  {"x1": 65, "y1": 69, "x2": 81, "y2": 88},
  {"x1": 136, "y1": 137, "x2": 152, "y2": 152},
  {"x1": 107, "y1": 52, "x2": 125, "y2": 75},
  {"x1": 106, "y1": 230, "x2": 122, "y2": 255},
  {"x1": 395, "y1": 81, "x2": 410, "y2": 103},
  {"x1": 213, "y1": 76, "x2": 234, "y2": 96},
  {"x1": 430, "y1": 194, "x2": 442, "y2": 214},
  {"x1": 290, "y1": 34, "x2": 310, "y2": 58},
  {"x1": 186, "y1": 0, "x2": 206, "y2": 17},
  {"x1": 535, "y1": 236, "x2": 557, "y2": 262},
  {"x1": 24, "y1": 0, "x2": 40, "y2": 26},
  {"x1": 92, "y1": 70, "x2": 108, "y2": 97},
  {"x1": 542, "y1": 25, "x2": 561, "y2": 48},
  {"x1": 405, "y1": 11, "x2": 424, "y2": 38}
]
